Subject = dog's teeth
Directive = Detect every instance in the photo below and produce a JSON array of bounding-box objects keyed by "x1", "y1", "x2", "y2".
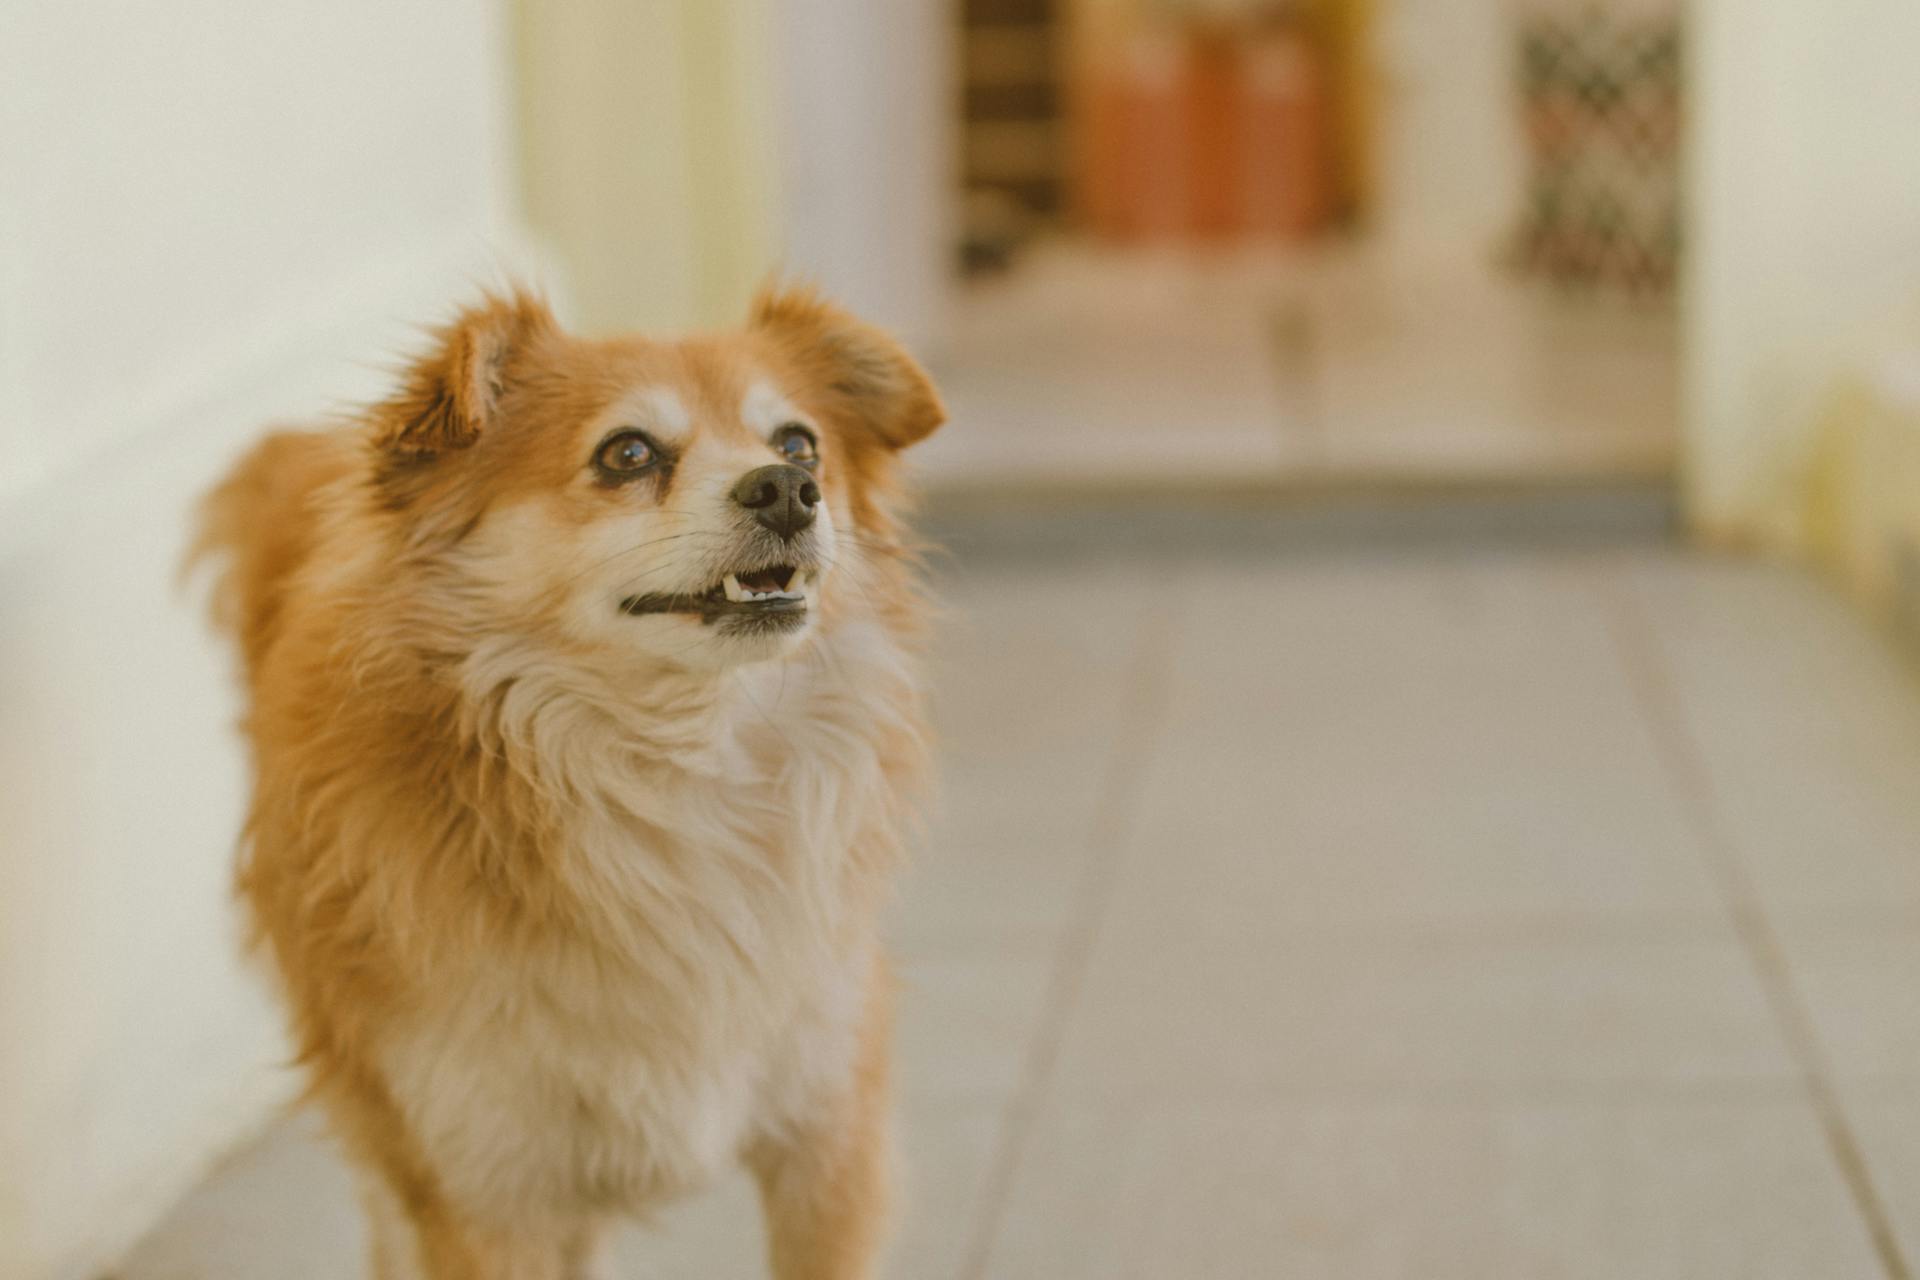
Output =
[{"x1": 724, "y1": 573, "x2": 810, "y2": 605}]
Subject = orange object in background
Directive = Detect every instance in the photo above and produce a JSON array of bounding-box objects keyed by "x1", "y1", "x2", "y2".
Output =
[
  {"x1": 1080, "y1": 21, "x2": 1332, "y2": 244},
  {"x1": 1084, "y1": 31, "x2": 1190, "y2": 240},
  {"x1": 1185, "y1": 28, "x2": 1244, "y2": 239},
  {"x1": 1241, "y1": 29, "x2": 1330, "y2": 237}
]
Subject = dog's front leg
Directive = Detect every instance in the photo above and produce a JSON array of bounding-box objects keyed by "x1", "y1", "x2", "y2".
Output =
[
  {"x1": 749, "y1": 974, "x2": 896, "y2": 1280},
  {"x1": 387, "y1": 1209, "x2": 597, "y2": 1280},
  {"x1": 359, "y1": 1170, "x2": 599, "y2": 1280}
]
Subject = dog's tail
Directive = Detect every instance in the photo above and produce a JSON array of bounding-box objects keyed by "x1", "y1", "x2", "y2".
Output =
[{"x1": 189, "y1": 428, "x2": 358, "y2": 677}]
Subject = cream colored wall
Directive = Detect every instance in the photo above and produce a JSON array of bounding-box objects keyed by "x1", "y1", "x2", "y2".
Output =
[
  {"x1": 513, "y1": 0, "x2": 781, "y2": 334},
  {"x1": 0, "y1": 3, "x2": 534, "y2": 1277},
  {"x1": 514, "y1": 0, "x2": 953, "y2": 349},
  {"x1": 1685, "y1": 0, "x2": 1920, "y2": 544},
  {"x1": 773, "y1": 0, "x2": 954, "y2": 352},
  {"x1": 1373, "y1": 0, "x2": 1519, "y2": 257}
]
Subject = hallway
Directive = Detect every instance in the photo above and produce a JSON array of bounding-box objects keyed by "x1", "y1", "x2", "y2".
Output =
[
  {"x1": 124, "y1": 527, "x2": 1920, "y2": 1278},
  {"x1": 916, "y1": 243, "x2": 1678, "y2": 496}
]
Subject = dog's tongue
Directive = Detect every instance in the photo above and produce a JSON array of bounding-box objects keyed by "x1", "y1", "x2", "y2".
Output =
[{"x1": 738, "y1": 567, "x2": 791, "y2": 592}]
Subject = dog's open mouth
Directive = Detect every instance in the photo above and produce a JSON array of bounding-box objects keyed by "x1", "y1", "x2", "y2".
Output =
[
  {"x1": 720, "y1": 566, "x2": 807, "y2": 604},
  {"x1": 619, "y1": 565, "x2": 814, "y2": 625}
]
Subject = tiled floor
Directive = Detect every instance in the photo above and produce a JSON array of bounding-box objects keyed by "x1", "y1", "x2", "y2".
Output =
[
  {"x1": 121, "y1": 534, "x2": 1920, "y2": 1279},
  {"x1": 914, "y1": 242, "x2": 1678, "y2": 493}
]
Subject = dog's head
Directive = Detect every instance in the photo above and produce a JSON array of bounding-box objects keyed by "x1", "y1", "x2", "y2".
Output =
[{"x1": 367, "y1": 286, "x2": 943, "y2": 671}]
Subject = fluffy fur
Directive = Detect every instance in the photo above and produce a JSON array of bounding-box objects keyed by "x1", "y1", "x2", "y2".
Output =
[{"x1": 193, "y1": 287, "x2": 945, "y2": 1279}]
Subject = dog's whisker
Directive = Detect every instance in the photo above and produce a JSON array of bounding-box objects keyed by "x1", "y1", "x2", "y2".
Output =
[{"x1": 555, "y1": 530, "x2": 739, "y2": 592}]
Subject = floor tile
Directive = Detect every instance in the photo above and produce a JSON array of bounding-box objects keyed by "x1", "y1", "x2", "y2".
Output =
[
  {"x1": 1837, "y1": 1090, "x2": 1920, "y2": 1272},
  {"x1": 1102, "y1": 553, "x2": 1728, "y2": 937},
  {"x1": 890, "y1": 1105, "x2": 1008, "y2": 1280},
  {"x1": 981, "y1": 1099, "x2": 1882, "y2": 1280},
  {"x1": 898, "y1": 559, "x2": 1159, "y2": 950},
  {"x1": 1779, "y1": 927, "x2": 1920, "y2": 1085},
  {"x1": 894, "y1": 946, "x2": 1054, "y2": 1106},
  {"x1": 927, "y1": 559, "x2": 1155, "y2": 768},
  {"x1": 1619, "y1": 555, "x2": 1920, "y2": 920},
  {"x1": 1049, "y1": 929, "x2": 1795, "y2": 1101},
  {"x1": 118, "y1": 1115, "x2": 363, "y2": 1280},
  {"x1": 891, "y1": 784, "x2": 1102, "y2": 950}
]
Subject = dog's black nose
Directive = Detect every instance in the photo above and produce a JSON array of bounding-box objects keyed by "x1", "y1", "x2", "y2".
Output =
[{"x1": 731, "y1": 464, "x2": 820, "y2": 539}]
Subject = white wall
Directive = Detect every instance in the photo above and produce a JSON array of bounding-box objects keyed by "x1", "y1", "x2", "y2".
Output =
[
  {"x1": 1685, "y1": 0, "x2": 1920, "y2": 541},
  {"x1": 772, "y1": 0, "x2": 955, "y2": 353},
  {"x1": 1372, "y1": 0, "x2": 1524, "y2": 260},
  {"x1": 513, "y1": 0, "x2": 783, "y2": 334},
  {"x1": 510, "y1": 0, "x2": 958, "y2": 345},
  {"x1": 0, "y1": 3, "x2": 535, "y2": 1275}
]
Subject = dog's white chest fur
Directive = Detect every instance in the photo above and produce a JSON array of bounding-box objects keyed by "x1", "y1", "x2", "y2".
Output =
[
  {"x1": 382, "y1": 936, "x2": 865, "y2": 1216},
  {"x1": 381, "y1": 624, "x2": 911, "y2": 1216}
]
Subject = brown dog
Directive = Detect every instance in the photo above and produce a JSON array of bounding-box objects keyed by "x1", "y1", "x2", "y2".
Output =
[{"x1": 194, "y1": 287, "x2": 944, "y2": 1279}]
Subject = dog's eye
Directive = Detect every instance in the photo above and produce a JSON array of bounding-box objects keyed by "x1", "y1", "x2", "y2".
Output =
[
  {"x1": 773, "y1": 424, "x2": 818, "y2": 469},
  {"x1": 593, "y1": 430, "x2": 659, "y2": 479}
]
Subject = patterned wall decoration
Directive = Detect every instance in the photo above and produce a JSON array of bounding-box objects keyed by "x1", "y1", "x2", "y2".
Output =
[{"x1": 1512, "y1": 3, "x2": 1682, "y2": 293}]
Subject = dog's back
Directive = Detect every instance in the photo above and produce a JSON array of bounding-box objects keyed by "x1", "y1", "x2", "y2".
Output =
[{"x1": 192, "y1": 428, "x2": 357, "y2": 677}]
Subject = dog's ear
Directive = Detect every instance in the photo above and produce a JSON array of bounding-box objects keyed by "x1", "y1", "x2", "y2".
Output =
[
  {"x1": 375, "y1": 290, "x2": 556, "y2": 459},
  {"x1": 752, "y1": 285, "x2": 945, "y2": 451}
]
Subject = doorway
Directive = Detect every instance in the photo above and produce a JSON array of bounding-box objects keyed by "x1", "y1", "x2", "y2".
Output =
[{"x1": 918, "y1": 0, "x2": 1682, "y2": 499}]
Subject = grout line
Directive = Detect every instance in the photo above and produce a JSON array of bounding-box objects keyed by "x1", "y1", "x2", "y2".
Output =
[
  {"x1": 953, "y1": 586, "x2": 1181, "y2": 1280},
  {"x1": 1596, "y1": 561, "x2": 1914, "y2": 1280}
]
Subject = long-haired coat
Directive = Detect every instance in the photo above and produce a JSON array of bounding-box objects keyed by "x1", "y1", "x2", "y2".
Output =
[{"x1": 194, "y1": 287, "x2": 944, "y2": 1279}]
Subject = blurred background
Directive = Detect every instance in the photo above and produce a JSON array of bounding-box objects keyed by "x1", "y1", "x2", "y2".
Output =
[{"x1": 6, "y1": 0, "x2": 1920, "y2": 1277}]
